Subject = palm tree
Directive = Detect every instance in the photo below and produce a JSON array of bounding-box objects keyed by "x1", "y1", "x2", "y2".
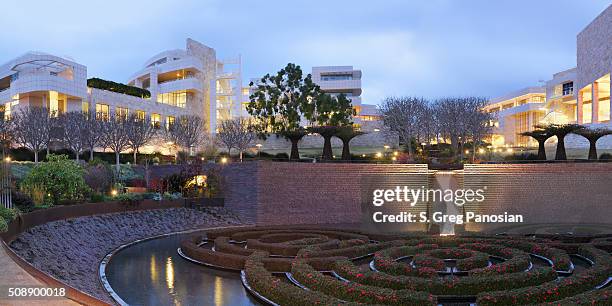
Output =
[
  {"x1": 538, "y1": 124, "x2": 583, "y2": 160},
  {"x1": 334, "y1": 126, "x2": 365, "y2": 160},
  {"x1": 575, "y1": 128, "x2": 612, "y2": 160},
  {"x1": 520, "y1": 129, "x2": 552, "y2": 160}
]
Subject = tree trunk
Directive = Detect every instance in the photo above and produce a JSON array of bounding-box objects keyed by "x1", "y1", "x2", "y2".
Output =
[
  {"x1": 322, "y1": 134, "x2": 333, "y2": 160},
  {"x1": 240, "y1": 151, "x2": 243, "y2": 162},
  {"x1": 555, "y1": 136, "x2": 567, "y2": 160},
  {"x1": 76, "y1": 151, "x2": 80, "y2": 162},
  {"x1": 537, "y1": 140, "x2": 547, "y2": 160},
  {"x1": 90, "y1": 149, "x2": 94, "y2": 161},
  {"x1": 34, "y1": 150, "x2": 38, "y2": 163},
  {"x1": 133, "y1": 149, "x2": 138, "y2": 164},
  {"x1": 289, "y1": 138, "x2": 300, "y2": 160},
  {"x1": 341, "y1": 139, "x2": 351, "y2": 160},
  {"x1": 115, "y1": 152, "x2": 120, "y2": 172},
  {"x1": 588, "y1": 139, "x2": 598, "y2": 160},
  {"x1": 471, "y1": 142, "x2": 476, "y2": 163}
]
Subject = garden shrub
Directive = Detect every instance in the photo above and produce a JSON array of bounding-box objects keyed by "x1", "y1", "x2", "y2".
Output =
[
  {"x1": 0, "y1": 207, "x2": 17, "y2": 223},
  {"x1": 87, "y1": 78, "x2": 151, "y2": 98},
  {"x1": 599, "y1": 153, "x2": 612, "y2": 160},
  {"x1": 11, "y1": 191, "x2": 35, "y2": 213},
  {"x1": 504, "y1": 153, "x2": 539, "y2": 161},
  {"x1": 0, "y1": 217, "x2": 7, "y2": 233},
  {"x1": 83, "y1": 163, "x2": 112, "y2": 193},
  {"x1": 20, "y1": 154, "x2": 91, "y2": 205}
]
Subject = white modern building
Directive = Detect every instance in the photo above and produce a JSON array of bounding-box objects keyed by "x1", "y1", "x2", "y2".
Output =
[{"x1": 485, "y1": 5, "x2": 611, "y2": 149}]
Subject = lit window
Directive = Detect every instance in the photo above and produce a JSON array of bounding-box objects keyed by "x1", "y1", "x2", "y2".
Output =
[
  {"x1": 116, "y1": 107, "x2": 129, "y2": 120},
  {"x1": 156, "y1": 90, "x2": 188, "y2": 108},
  {"x1": 82, "y1": 102, "x2": 89, "y2": 115},
  {"x1": 136, "y1": 110, "x2": 146, "y2": 121},
  {"x1": 166, "y1": 116, "x2": 175, "y2": 129},
  {"x1": 95, "y1": 103, "x2": 110, "y2": 121},
  {"x1": 151, "y1": 113, "x2": 161, "y2": 128}
]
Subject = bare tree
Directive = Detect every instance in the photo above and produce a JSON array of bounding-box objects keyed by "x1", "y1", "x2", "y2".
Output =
[
  {"x1": 165, "y1": 115, "x2": 206, "y2": 162},
  {"x1": 126, "y1": 113, "x2": 158, "y2": 164},
  {"x1": 58, "y1": 111, "x2": 89, "y2": 161},
  {"x1": 464, "y1": 97, "x2": 493, "y2": 162},
  {"x1": 0, "y1": 114, "x2": 14, "y2": 158},
  {"x1": 379, "y1": 97, "x2": 428, "y2": 155},
  {"x1": 13, "y1": 107, "x2": 52, "y2": 163},
  {"x1": 216, "y1": 120, "x2": 240, "y2": 157},
  {"x1": 100, "y1": 114, "x2": 130, "y2": 172},
  {"x1": 217, "y1": 118, "x2": 257, "y2": 161},
  {"x1": 83, "y1": 112, "x2": 103, "y2": 161}
]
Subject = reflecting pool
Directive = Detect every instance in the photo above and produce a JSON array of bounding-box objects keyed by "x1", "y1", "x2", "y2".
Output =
[{"x1": 105, "y1": 231, "x2": 260, "y2": 306}]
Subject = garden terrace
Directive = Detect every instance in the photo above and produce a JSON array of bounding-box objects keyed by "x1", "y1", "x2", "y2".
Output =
[{"x1": 179, "y1": 226, "x2": 612, "y2": 305}]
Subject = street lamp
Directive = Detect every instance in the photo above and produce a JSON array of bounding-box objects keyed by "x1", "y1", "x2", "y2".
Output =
[{"x1": 255, "y1": 144, "x2": 263, "y2": 158}]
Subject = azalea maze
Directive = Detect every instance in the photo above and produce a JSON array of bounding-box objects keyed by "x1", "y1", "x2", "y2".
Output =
[{"x1": 179, "y1": 227, "x2": 612, "y2": 305}]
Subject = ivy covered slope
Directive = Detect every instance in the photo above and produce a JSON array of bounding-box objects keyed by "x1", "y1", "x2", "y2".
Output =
[{"x1": 87, "y1": 78, "x2": 151, "y2": 98}]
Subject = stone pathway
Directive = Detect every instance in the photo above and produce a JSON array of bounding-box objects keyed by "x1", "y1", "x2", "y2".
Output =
[{"x1": 0, "y1": 244, "x2": 79, "y2": 306}]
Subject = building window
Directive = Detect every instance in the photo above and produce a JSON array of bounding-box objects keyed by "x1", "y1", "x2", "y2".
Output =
[
  {"x1": 2, "y1": 101, "x2": 18, "y2": 121},
  {"x1": 166, "y1": 116, "x2": 175, "y2": 130},
  {"x1": 82, "y1": 102, "x2": 89, "y2": 115},
  {"x1": 321, "y1": 74, "x2": 353, "y2": 81},
  {"x1": 562, "y1": 82, "x2": 574, "y2": 96},
  {"x1": 136, "y1": 110, "x2": 146, "y2": 121},
  {"x1": 95, "y1": 103, "x2": 110, "y2": 121},
  {"x1": 151, "y1": 113, "x2": 161, "y2": 128},
  {"x1": 157, "y1": 90, "x2": 188, "y2": 108},
  {"x1": 116, "y1": 107, "x2": 129, "y2": 120}
]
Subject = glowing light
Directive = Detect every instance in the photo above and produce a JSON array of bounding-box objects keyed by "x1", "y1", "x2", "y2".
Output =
[
  {"x1": 383, "y1": 145, "x2": 390, "y2": 149},
  {"x1": 465, "y1": 150, "x2": 470, "y2": 155},
  {"x1": 375, "y1": 152, "x2": 382, "y2": 158},
  {"x1": 166, "y1": 257, "x2": 174, "y2": 292},
  {"x1": 393, "y1": 151, "x2": 399, "y2": 156},
  {"x1": 150, "y1": 255, "x2": 157, "y2": 281},
  {"x1": 214, "y1": 276, "x2": 223, "y2": 305},
  {"x1": 391, "y1": 157, "x2": 397, "y2": 161},
  {"x1": 478, "y1": 148, "x2": 485, "y2": 154},
  {"x1": 4, "y1": 157, "x2": 10, "y2": 162},
  {"x1": 111, "y1": 190, "x2": 118, "y2": 196},
  {"x1": 220, "y1": 157, "x2": 228, "y2": 164},
  {"x1": 507, "y1": 148, "x2": 513, "y2": 153},
  {"x1": 255, "y1": 144, "x2": 262, "y2": 148},
  {"x1": 361, "y1": 154, "x2": 366, "y2": 157}
]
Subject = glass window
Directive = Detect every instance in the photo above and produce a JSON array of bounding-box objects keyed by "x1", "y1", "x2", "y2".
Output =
[
  {"x1": 562, "y1": 82, "x2": 574, "y2": 96},
  {"x1": 116, "y1": 107, "x2": 129, "y2": 120},
  {"x1": 321, "y1": 74, "x2": 353, "y2": 81},
  {"x1": 136, "y1": 110, "x2": 146, "y2": 121},
  {"x1": 151, "y1": 113, "x2": 161, "y2": 128},
  {"x1": 166, "y1": 116, "x2": 175, "y2": 129},
  {"x1": 82, "y1": 102, "x2": 89, "y2": 115},
  {"x1": 95, "y1": 103, "x2": 110, "y2": 121}
]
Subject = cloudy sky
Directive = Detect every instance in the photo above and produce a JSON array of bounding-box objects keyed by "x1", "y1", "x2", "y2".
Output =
[{"x1": 0, "y1": 0, "x2": 609, "y2": 104}]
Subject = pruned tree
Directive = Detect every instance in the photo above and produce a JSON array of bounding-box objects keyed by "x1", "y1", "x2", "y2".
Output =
[
  {"x1": 575, "y1": 127, "x2": 612, "y2": 160},
  {"x1": 218, "y1": 117, "x2": 257, "y2": 162},
  {"x1": 99, "y1": 114, "x2": 131, "y2": 172},
  {"x1": 247, "y1": 63, "x2": 322, "y2": 160},
  {"x1": 0, "y1": 113, "x2": 14, "y2": 158},
  {"x1": 126, "y1": 113, "x2": 158, "y2": 164},
  {"x1": 216, "y1": 120, "x2": 240, "y2": 157},
  {"x1": 13, "y1": 107, "x2": 52, "y2": 163},
  {"x1": 58, "y1": 111, "x2": 90, "y2": 161},
  {"x1": 379, "y1": 97, "x2": 428, "y2": 156},
  {"x1": 310, "y1": 93, "x2": 354, "y2": 160},
  {"x1": 83, "y1": 112, "x2": 103, "y2": 161},
  {"x1": 464, "y1": 97, "x2": 493, "y2": 162},
  {"x1": 165, "y1": 115, "x2": 206, "y2": 162},
  {"x1": 521, "y1": 129, "x2": 552, "y2": 160},
  {"x1": 334, "y1": 126, "x2": 365, "y2": 160},
  {"x1": 538, "y1": 123, "x2": 583, "y2": 160}
]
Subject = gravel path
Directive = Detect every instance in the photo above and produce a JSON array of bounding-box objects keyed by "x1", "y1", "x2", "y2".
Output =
[{"x1": 9, "y1": 207, "x2": 245, "y2": 304}]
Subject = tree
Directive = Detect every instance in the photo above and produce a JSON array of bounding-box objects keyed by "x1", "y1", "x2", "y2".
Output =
[
  {"x1": 379, "y1": 97, "x2": 427, "y2": 156},
  {"x1": 216, "y1": 120, "x2": 240, "y2": 157},
  {"x1": 12, "y1": 107, "x2": 52, "y2": 163},
  {"x1": 247, "y1": 63, "x2": 322, "y2": 160},
  {"x1": 575, "y1": 127, "x2": 612, "y2": 160},
  {"x1": 521, "y1": 129, "x2": 552, "y2": 160},
  {"x1": 538, "y1": 124, "x2": 583, "y2": 160},
  {"x1": 58, "y1": 112, "x2": 89, "y2": 161},
  {"x1": 165, "y1": 115, "x2": 206, "y2": 162},
  {"x1": 233, "y1": 118, "x2": 257, "y2": 162},
  {"x1": 126, "y1": 113, "x2": 158, "y2": 164},
  {"x1": 99, "y1": 114, "x2": 131, "y2": 172},
  {"x1": 0, "y1": 113, "x2": 14, "y2": 158},
  {"x1": 335, "y1": 126, "x2": 365, "y2": 160},
  {"x1": 310, "y1": 93, "x2": 354, "y2": 160},
  {"x1": 83, "y1": 112, "x2": 103, "y2": 161},
  {"x1": 463, "y1": 97, "x2": 493, "y2": 162}
]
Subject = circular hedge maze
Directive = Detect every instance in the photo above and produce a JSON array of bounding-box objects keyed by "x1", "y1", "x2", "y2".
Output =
[{"x1": 179, "y1": 227, "x2": 612, "y2": 305}]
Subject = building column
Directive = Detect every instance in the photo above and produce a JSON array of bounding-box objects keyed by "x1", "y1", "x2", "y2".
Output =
[
  {"x1": 592, "y1": 82, "x2": 599, "y2": 123},
  {"x1": 577, "y1": 90, "x2": 583, "y2": 124}
]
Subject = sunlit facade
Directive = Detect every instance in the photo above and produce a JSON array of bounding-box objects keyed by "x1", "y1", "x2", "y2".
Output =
[{"x1": 486, "y1": 5, "x2": 612, "y2": 148}]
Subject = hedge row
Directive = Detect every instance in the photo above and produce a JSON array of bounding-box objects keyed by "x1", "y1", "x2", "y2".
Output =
[
  {"x1": 334, "y1": 259, "x2": 557, "y2": 296},
  {"x1": 460, "y1": 243, "x2": 530, "y2": 275},
  {"x1": 247, "y1": 238, "x2": 341, "y2": 257},
  {"x1": 243, "y1": 252, "x2": 348, "y2": 305},
  {"x1": 373, "y1": 244, "x2": 439, "y2": 277},
  {"x1": 476, "y1": 246, "x2": 612, "y2": 305},
  {"x1": 298, "y1": 240, "x2": 405, "y2": 259},
  {"x1": 291, "y1": 260, "x2": 435, "y2": 305},
  {"x1": 497, "y1": 239, "x2": 572, "y2": 271},
  {"x1": 538, "y1": 287, "x2": 611, "y2": 305},
  {"x1": 87, "y1": 78, "x2": 151, "y2": 98}
]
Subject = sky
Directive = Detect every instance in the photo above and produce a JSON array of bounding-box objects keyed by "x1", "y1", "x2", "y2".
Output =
[{"x1": 0, "y1": 0, "x2": 609, "y2": 105}]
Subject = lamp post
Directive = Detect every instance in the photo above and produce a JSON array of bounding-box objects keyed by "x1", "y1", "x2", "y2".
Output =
[{"x1": 255, "y1": 144, "x2": 262, "y2": 158}]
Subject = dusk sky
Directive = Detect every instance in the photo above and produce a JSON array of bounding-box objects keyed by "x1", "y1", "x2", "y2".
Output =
[{"x1": 1, "y1": 0, "x2": 609, "y2": 105}]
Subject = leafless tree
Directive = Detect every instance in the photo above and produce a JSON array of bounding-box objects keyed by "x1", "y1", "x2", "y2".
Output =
[
  {"x1": 217, "y1": 118, "x2": 257, "y2": 161},
  {"x1": 463, "y1": 98, "x2": 493, "y2": 162},
  {"x1": 379, "y1": 97, "x2": 428, "y2": 155},
  {"x1": 12, "y1": 107, "x2": 52, "y2": 163},
  {"x1": 83, "y1": 112, "x2": 103, "y2": 161},
  {"x1": 58, "y1": 111, "x2": 89, "y2": 161},
  {"x1": 0, "y1": 114, "x2": 14, "y2": 158},
  {"x1": 100, "y1": 114, "x2": 130, "y2": 172},
  {"x1": 165, "y1": 115, "x2": 206, "y2": 162},
  {"x1": 216, "y1": 120, "x2": 239, "y2": 157},
  {"x1": 126, "y1": 113, "x2": 158, "y2": 164}
]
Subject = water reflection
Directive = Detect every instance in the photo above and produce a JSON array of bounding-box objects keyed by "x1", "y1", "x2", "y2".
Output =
[{"x1": 105, "y1": 232, "x2": 259, "y2": 306}]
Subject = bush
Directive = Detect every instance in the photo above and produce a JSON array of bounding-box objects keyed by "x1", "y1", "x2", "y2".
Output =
[
  {"x1": 599, "y1": 153, "x2": 612, "y2": 160},
  {"x1": 0, "y1": 207, "x2": 16, "y2": 222},
  {"x1": 11, "y1": 191, "x2": 35, "y2": 213},
  {"x1": 87, "y1": 78, "x2": 151, "y2": 98},
  {"x1": 0, "y1": 217, "x2": 6, "y2": 233},
  {"x1": 83, "y1": 163, "x2": 112, "y2": 193},
  {"x1": 20, "y1": 154, "x2": 91, "y2": 205},
  {"x1": 504, "y1": 153, "x2": 539, "y2": 161}
]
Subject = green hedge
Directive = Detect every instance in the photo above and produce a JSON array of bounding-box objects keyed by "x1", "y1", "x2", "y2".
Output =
[
  {"x1": 87, "y1": 78, "x2": 151, "y2": 98},
  {"x1": 0, "y1": 207, "x2": 17, "y2": 223}
]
